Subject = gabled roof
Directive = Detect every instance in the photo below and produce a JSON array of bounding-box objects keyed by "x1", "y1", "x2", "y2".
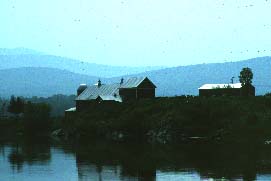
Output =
[
  {"x1": 199, "y1": 83, "x2": 242, "y2": 90},
  {"x1": 76, "y1": 83, "x2": 121, "y2": 101},
  {"x1": 120, "y1": 77, "x2": 156, "y2": 88}
]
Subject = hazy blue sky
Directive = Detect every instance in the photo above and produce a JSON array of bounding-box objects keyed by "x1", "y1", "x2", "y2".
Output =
[{"x1": 1, "y1": 0, "x2": 271, "y2": 66}]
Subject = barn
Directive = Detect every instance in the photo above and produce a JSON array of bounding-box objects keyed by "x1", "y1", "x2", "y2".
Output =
[
  {"x1": 199, "y1": 83, "x2": 255, "y2": 97},
  {"x1": 70, "y1": 77, "x2": 156, "y2": 112}
]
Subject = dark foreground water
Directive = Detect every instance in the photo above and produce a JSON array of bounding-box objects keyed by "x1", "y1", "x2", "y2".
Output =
[{"x1": 1, "y1": 138, "x2": 271, "y2": 181}]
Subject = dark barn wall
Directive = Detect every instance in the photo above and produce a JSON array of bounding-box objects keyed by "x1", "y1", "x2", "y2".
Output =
[
  {"x1": 65, "y1": 110, "x2": 75, "y2": 117},
  {"x1": 76, "y1": 100, "x2": 96, "y2": 112},
  {"x1": 76, "y1": 100, "x2": 121, "y2": 112},
  {"x1": 241, "y1": 85, "x2": 255, "y2": 96},
  {"x1": 199, "y1": 88, "x2": 241, "y2": 97},
  {"x1": 119, "y1": 88, "x2": 155, "y2": 101},
  {"x1": 137, "y1": 88, "x2": 155, "y2": 99},
  {"x1": 119, "y1": 88, "x2": 137, "y2": 101},
  {"x1": 136, "y1": 78, "x2": 156, "y2": 99}
]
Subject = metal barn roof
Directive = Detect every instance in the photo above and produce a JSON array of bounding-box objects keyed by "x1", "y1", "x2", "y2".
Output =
[
  {"x1": 99, "y1": 95, "x2": 122, "y2": 102},
  {"x1": 76, "y1": 77, "x2": 155, "y2": 102},
  {"x1": 76, "y1": 83, "x2": 121, "y2": 101},
  {"x1": 199, "y1": 83, "x2": 242, "y2": 90},
  {"x1": 65, "y1": 107, "x2": 76, "y2": 112},
  {"x1": 120, "y1": 77, "x2": 154, "y2": 88}
]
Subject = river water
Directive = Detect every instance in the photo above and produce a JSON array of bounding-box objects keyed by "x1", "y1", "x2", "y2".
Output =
[{"x1": 1, "y1": 138, "x2": 271, "y2": 181}]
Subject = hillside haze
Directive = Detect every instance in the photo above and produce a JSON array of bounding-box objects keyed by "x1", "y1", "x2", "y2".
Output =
[
  {"x1": 0, "y1": 49, "x2": 270, "y2": 97},
  {"x1": 0, "y1": 67, "x2": 98, "y2": 97},
  {"x1": 0, "y1": 48, "x2": 164, "y2": 78},
  {"x1": 112, "y1": 57, "x2": 271, "y2": 96}
]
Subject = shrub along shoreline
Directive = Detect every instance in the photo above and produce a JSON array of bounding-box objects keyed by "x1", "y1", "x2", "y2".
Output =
[
  {"x1": 62, "y1": 96, "x2": 271, "y2": 144},
  {"x1": 0, "y1": 99, "x2": 58, "y2": 137},
  {"x1": 2, "y1": 95, "x2": 271, "y2": 144}
]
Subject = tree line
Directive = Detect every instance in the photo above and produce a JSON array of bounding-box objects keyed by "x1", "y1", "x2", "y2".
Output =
[{"x1": 0, "y1": 96, "x2": 51, "y2": 136}]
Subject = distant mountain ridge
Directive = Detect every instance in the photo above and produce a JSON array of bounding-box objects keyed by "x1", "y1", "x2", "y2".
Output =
[
  {"x1": 0, "y1": 67, "x2": 98, "y2": 97},
  {"x1": 0, "y1": 48, "x2": 270, "y2": 98},
  {"x1": 0, "y1": 48, "x2": 165, "y2": 78},
  {"x1": 124, "y1": 56, "x2": 271, "y2": 96},
  {"x1": 104, "y1": 57, "x2": 271, "y2": 96}
]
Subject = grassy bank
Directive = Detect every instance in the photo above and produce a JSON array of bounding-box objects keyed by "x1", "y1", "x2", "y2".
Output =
[{"x1": 63, "y1": 96, "x2": 271, "y2": 143}]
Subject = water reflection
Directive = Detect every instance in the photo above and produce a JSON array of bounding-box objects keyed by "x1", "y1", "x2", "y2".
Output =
[
  {"x1": 1, "y1": 138, "x2": 271, "y2": 180},
  {"x1": 7, "y1": 138, "x2": 51, "y2": 173},
  {"x1": 75, "y1": 142, "x2": 156, "y2": 181},
  {"x1": 72, "y1": 141, "x2": 271, "y2": 180}
]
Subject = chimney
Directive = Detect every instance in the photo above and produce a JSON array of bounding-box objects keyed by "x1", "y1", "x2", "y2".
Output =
[
  {"x1": 231, "y1": 77, "x2": 235, "y2": 84},
  {"x1": 77, "y1": 84, "x2": 87, "y2": 96},
  {"x1": 120, "y1": 78, "x2": 124, "y2": 84},
  {"x1": 98, "y1": 79, "x2": 101, "y2": 87}
]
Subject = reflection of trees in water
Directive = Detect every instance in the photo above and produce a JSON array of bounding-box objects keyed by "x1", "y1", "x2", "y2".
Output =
[
  {"x1": 167, "y1": 143, "x2": 271, "y2": 180},
  {"x1": 6, "y1": 137, "x2": 51, "y2": 173},
  {"x1": 75, "y1": 142, "x2": 156, "y2": 181},
  {"x1": 2, "y1": 138, "x2": 271, "y2": 180},
  {"x1": 74, "y1": 141, "x2": 271, "y2": 181},
  {"x1": 174, "y1": 143, "x2": 258, "y2": 180},
  {"x1": 118, "y1": 147, "x2": 156, "y2": 181},
  {"x1": 0, "y1": 142, "x2": 7, "y2": 158},
  {"x1": 8, "y1": 145, "x2": 24, "y2": 172}
]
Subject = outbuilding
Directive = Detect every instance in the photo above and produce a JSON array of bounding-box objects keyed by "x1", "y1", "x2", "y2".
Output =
[{"x1": 199, "y1": 83, "x2": 255, "y2": 97}]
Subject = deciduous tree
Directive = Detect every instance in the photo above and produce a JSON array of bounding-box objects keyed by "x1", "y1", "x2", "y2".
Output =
[{"x1": 239, "y1": 67, "x2": 253, "y2": 86}]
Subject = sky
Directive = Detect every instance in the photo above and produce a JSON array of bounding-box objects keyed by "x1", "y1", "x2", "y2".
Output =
[{"x1": 1, "y1": 0, "x2": 271, "y2": 66}]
